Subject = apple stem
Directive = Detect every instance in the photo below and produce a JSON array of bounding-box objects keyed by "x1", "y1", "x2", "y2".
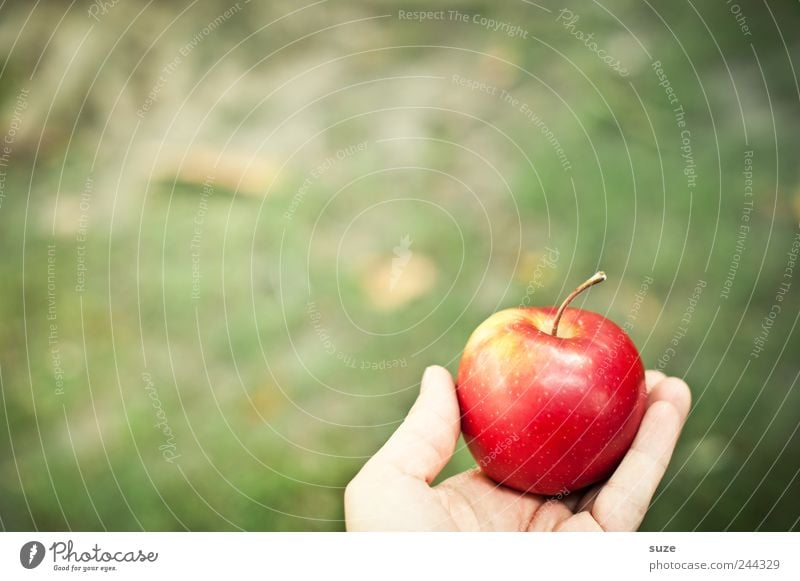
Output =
[{"x1": 550, "y1": 271, "x2": 607, "y2": 337}]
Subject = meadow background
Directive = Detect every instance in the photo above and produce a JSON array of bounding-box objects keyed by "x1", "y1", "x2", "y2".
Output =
[{"x1": 1, "y1": 0, "x2": 799, "y2": 531}]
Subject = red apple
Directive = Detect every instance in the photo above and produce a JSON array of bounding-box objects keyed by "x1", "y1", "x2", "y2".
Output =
[{"x1": 456, "y1": 272, "x2": 647, "y2": 496}]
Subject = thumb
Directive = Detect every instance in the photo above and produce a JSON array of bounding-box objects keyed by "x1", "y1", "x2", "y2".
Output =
[{"x1": 363, "y1": 365, "x2": 461, "y2": 484}]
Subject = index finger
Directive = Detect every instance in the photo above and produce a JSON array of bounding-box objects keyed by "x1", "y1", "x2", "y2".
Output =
[{"x1": 590, "y1": 376, "x2": 691, "y2": 531}]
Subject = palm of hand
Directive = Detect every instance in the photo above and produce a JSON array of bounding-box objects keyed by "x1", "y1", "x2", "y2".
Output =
[{"x1": 434, "y1": 470, "x2": 584, "y2": 531}]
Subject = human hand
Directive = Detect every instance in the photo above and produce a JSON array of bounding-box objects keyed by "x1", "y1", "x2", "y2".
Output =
[{"x1": 345, "y1": 366, "x2": 690, "y2": 531}]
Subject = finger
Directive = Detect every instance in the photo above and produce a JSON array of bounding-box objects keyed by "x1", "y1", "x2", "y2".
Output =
[
  {"x1": 578, "y1": 375, "x2": 689, "y2": 516},
  {"x1": 527, "y1": 499, "x2": 575, "y2": 531},
  {"x1": 648, "y1": 377, "x2": 692, "y2": 422},
  {"x1": 591, "y1": 376, "x2": 691, "y2": 531},
  {"x1": 574, "y1": 483, "x2": 602, "y2": 513},
  {"x1": 556, "y1": 510, "x2": 605, "y2": 532},
  {"x1": 645, "y1": 370, "x2": 666, "y2": 392},
  {"x1": 360, "y1": 366, "x2": 460, "y2": 484}
]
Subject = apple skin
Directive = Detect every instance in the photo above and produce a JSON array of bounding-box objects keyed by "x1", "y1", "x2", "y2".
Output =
[{"x1": 456, "y1": 306, "x2": 647, "y2": 496}]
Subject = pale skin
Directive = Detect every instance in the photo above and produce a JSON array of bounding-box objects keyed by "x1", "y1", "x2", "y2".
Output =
[{"x1": 345, "y1": 366, "x2": 691, "y2": 531}]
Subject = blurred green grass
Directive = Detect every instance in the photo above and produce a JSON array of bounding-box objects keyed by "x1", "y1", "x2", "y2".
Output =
[{"x1": 1, "y1": 0, "x2": 799, "y2": 531}]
